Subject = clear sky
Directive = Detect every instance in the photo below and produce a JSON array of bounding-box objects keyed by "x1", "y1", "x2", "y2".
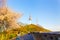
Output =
[{"x1": 7, "y1": 0, "x2": 60, "y2": 31}]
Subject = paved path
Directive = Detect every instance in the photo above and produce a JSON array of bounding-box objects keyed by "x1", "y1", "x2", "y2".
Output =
[{"x1": 11, "y1": 33, "x2": 35, "y2": 40}]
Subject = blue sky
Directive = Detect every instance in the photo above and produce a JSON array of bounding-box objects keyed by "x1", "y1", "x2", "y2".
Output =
[{"x1": 7, "y1": 0, "x2": 60, "y2": 31}]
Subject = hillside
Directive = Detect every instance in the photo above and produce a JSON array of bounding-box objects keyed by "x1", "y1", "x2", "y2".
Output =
[{"x1": 19, "y1": 24, "x2": 51, "y2": 34}]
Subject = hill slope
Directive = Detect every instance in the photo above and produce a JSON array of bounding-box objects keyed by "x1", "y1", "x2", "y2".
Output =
[{"x1": 20, "y1": 24, "x2": 51, "y2": 33}]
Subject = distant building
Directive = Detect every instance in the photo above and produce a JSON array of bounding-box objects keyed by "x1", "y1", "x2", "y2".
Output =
[
  {"x1": 31, "y1": 32, "x2": 60, "y2": 40},
  {"x1": 15, "y1": 32, "x2": 60, "y2": 40}
]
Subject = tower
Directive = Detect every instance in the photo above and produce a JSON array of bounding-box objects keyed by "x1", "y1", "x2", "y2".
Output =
[{"x1": 29, "y1": 14, "x2": 32, "y2": 24}]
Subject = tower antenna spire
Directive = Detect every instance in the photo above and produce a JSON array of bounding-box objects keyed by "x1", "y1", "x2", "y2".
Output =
[{"x1": 29, "y1": 14, "x2": 32, "y2": 24}]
